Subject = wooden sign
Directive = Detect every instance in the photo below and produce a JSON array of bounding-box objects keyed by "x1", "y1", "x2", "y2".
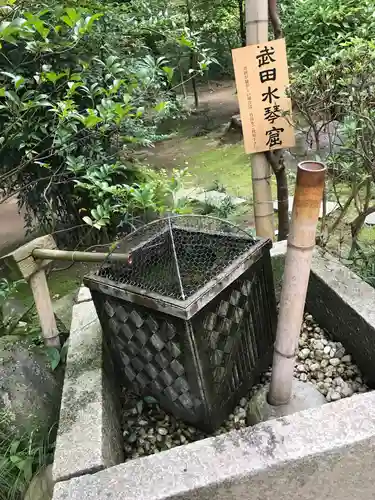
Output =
[{"x1": 232, "y1": 39, "x2": 295, "y2": 154}]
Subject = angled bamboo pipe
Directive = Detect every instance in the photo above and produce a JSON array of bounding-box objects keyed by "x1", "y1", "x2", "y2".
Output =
[{"x1": 268, "y1": 161, "x2": 326, "y2": 406}]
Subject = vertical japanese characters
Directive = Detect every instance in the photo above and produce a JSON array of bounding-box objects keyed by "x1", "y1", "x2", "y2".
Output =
[
  {"x1": 232, "y1": 39, "x2": 295, "y2": 154},
  {"x1": 243, "y1": 66, "x2": 257, "y2": 150},
  {"x1": 257, "y1": 45, "x2": 284, "y2": 149}
]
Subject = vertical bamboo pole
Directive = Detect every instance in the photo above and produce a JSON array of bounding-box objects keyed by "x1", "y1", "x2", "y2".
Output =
[
  {"x1": 246, "y1": 0, "x2": 274, "y2": 239},
  {"x1": 268, "y1": 161, "x2": 326, "y2": 406}
]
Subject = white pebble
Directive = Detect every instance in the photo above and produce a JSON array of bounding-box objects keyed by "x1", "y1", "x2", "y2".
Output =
[
  {"x1": 330, "y1": 391, "x2": 341, "y2": 401},
  {"x1": 299, "y1": 348, "x2": 310, "y2": 360},
  {"x1": 333, "y1": 377, "x2": 344, "y2": 386},
  {"x1": 320, "y1": 359, "x2": 329, "y2": 369},
  {"x1": 341, "y1": 354, "x2": 352, "y2": 363},
  {"x1": 340, "y1": 383, "x2": 354, "y2": 398},
  {"x1": 313, "y1": 340, "x2": 324, "y2": 350},
  {"x1": 329, "y1": 358, "x2": 340, "y2": 367}
]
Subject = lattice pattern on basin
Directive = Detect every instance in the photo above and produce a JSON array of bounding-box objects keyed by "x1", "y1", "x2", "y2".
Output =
[
  {"x1": 102, "y1": 298, "x2": 198, "y2": 414},
  {"x1": 202, "y1": 278, "x2": 254, "y2": 389}
]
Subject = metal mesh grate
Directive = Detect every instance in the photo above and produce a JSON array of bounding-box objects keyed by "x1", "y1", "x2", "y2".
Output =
[{"x1": 97, "y1": 215, "x2": 256, "y2": 300}]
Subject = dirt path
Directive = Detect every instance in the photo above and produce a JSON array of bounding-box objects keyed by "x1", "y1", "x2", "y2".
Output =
[
  {"x1": 0, "y1": 197, "x2": 29, "y2": 256},
  {"x1": 147, "y1": 81, "x2": 240, "y2": 169}
]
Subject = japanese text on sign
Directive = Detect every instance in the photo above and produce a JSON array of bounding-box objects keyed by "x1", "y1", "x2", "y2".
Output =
[{"x1": 232, "y1": 39, "x2": 295, "y2": 154}]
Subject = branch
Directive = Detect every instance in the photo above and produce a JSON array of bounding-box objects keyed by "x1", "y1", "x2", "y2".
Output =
[
  {"x1": 265, "y1": 150, "x2": 283, "y2": 173},
  {"x1": 268, "y1": 0, "x2": 282, "y2": 40}
]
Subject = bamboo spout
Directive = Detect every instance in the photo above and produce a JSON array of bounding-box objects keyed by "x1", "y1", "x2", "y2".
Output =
[
  {"x1": 268, "y1": 161, "x2": 326, "y2": 406},
  {"x1": 32, "y1": 248, "x2": 130, "y2": 263}
]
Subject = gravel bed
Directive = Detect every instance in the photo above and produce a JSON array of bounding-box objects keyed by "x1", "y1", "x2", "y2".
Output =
[{"x1": 121, "y1": 312, "x2": 369, "y2": 461}]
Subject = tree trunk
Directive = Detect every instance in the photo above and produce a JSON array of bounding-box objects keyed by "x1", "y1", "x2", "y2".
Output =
[
  {"x1": 190, "y1": 52, "x2": 199, "y2": 108},
  {"x1": 239, "y1": 0, "x2": 246, "y2": 47},
  {"x1": 246, "y1": 0, "x2": 274, "y2": 239},
  {"x1": 275, "y1": 167, "x2": 289, "y2": 240},
  {"x1": 186, "y1": 0, "x2": 199, "y2": 108},
  {"x1": 267, "y1": 0, "x2": 289, "y2": 239}
]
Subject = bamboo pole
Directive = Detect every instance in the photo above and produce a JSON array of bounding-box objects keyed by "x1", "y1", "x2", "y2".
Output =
[
  {"x1": 246, "y1": 0, "x2": 274, "y2": 239},
  {"x1": 32, "y1": 248, "x2": 130, "y2": 263},
  {"x1": 268, "y1": 161, "x2": 326, "y2": 406}
]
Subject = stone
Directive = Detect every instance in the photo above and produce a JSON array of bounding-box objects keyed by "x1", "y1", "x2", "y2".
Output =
[
  {"x1": 335, "y1": 347, "x2": 346, "y2": 359},
  {"x1": 365, "y1": 211, "x2": 375, "y2": 225},
  {"x1": 310, "y1": 363, "x2": 320, "y2": 372},
  {"x1": 176, "y1": 188, "x2": 247, "y2": 209},
  {"x1": 76, "y1": 286, "x2": 92, "y2": 303},
  {"x1": 299, "y1": 348, "x2": 310, "y2": 360},
  {"x1": 53, "y1": 292, "x2": 76, "y2": 332},
  {"x1": 320, "y1": 359, "x2": 329, "y2": 368},
  {"x1": 330, "y1": 391, "x2": 341, "y2": 401},
  {"x1": 329, "y1": 358, "x2": 341, "y2": 367},
  {"x1": 246, "y1": 381, "x2": 326, "y2": 426},
  {"x1": 340, "y1": 383, "x2": 354, "y2": 398},
  {"x1": 52, "y1": 392, "x2": 375, "y2": 500},
  {"x1": 306, "y1": 250, "x2": 375, "y2": 386},
  {"x1": 342, "y1": 355, "x2": 352, "y2": 363},
  {"x1": 0, "y1": 336, "x2": 63, "y2": 435},
  {"x1": 24, "y1": 465, "x2": 53, "y2": 500},
  {"x1": 2, "y1": 298, "x2": 28, "y2": 327},
  {"x1": 312, "y1": 340, "x2": 324, "y2": 351},
  {"x1": 53, "y1": 300, "x2": 123, "y2": 483}
]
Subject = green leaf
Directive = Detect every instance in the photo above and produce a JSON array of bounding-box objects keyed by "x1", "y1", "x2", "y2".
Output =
[
  {"x1": 82, "y1": 216, "x2": 93, "y2": 226},
  {"x1": 60, "y1": 15, "x2": 73, "y2": 27},
  {"x1": 154, "y1": 101, "x2": 166, "y2": 112},
  {"x1": 83, "y1": 114, "x2": 102, "y2": 128},
  {"x1": 22, "y1": 458, "x2": 33, "y2": 482},
  {"x1": 14, "y1": 76, "x2": 24, "y2": 89},
  {"x1": 10, "y1": 440, "x2": 20, "y2": 456},
  {"x1": 46, "y1": 347, "x2": 61, "y2": 371},
  {"x1": 5, "y1": 90, "x2": 20, "y2": 107},
  {"x1": 10, "y1": 455, "x2": 22, "y2": 464},
  {"x1": 162, "y1": 66, "x2": 174, "y2": 82},
  {"x1": 60, "y1": 339, "x2": 69, "y2": 363}
]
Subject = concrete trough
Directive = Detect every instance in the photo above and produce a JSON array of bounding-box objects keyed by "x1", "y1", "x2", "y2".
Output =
[{"x1": 52, "y1": 242, "x2": 375, "y2": 499}]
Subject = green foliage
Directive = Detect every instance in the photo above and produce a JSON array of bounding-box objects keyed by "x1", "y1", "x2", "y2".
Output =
[
  {"x1": 45, "y1": 339, "x2": 69, "y2": 370},
  {"x1": 290, "y1": 37, "x2": 375, "y2": 268},
  {"x1": 0, "y1": 278, "x2": 24, "y2": 336},
  {"x1": 0, "y1": 411, "x2": 54, "y2": 500},
  {"x1": 0, "y1": 1, "x2": 214, "y2": 239},
  {"x1": 74, "y1": 163, "x2": 191, "y2": 230},
  {"x1": 282, "y1": 0, "x2": 375, "y2": 68}
]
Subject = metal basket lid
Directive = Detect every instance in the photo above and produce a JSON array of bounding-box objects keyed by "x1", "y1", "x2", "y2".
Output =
[{"x1": 97, "y1": 215, "x2": 256, "y2": 300}]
